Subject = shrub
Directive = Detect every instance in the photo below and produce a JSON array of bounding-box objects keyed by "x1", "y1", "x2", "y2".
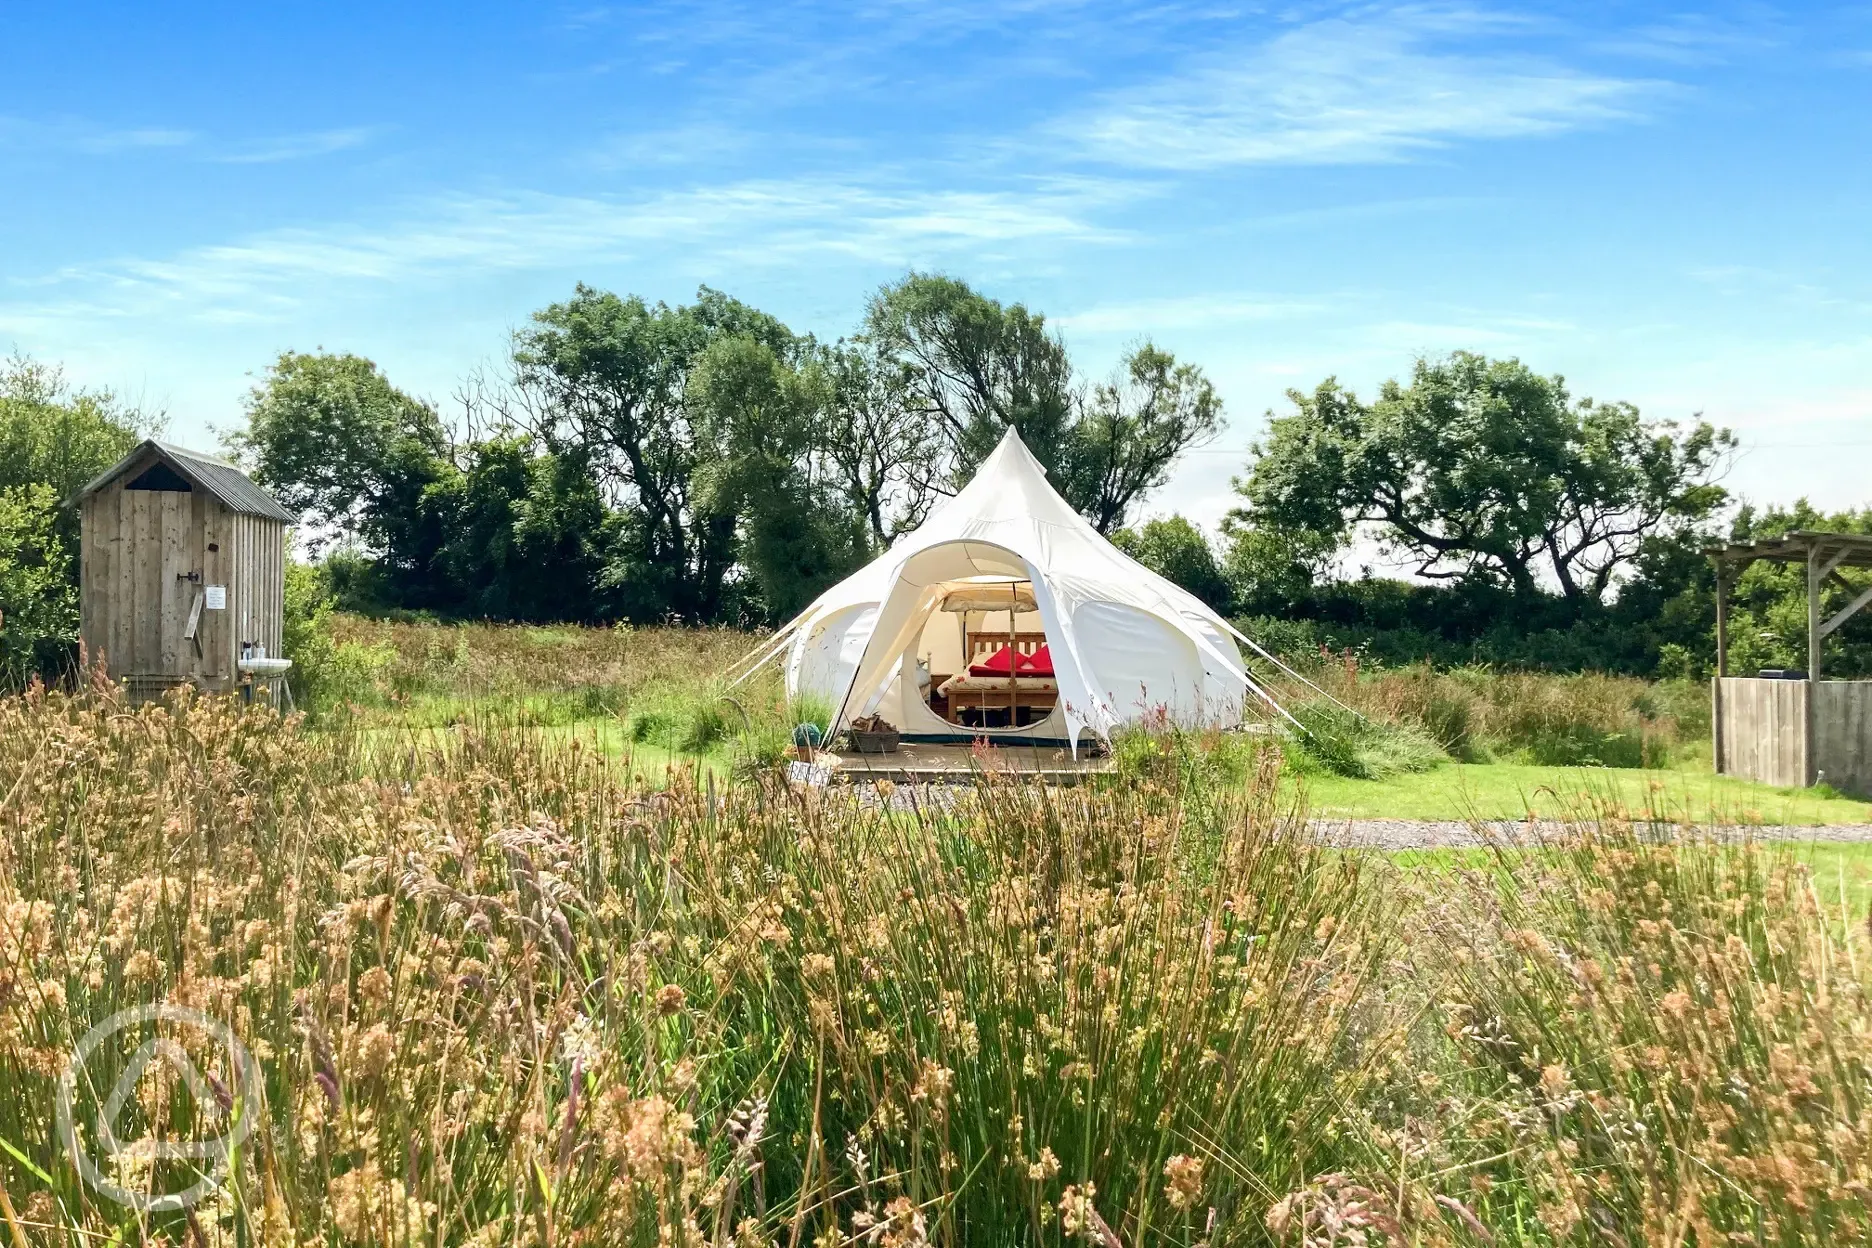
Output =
[
  {"x1": 628, "y1": 706, "x2": 675, "y2": 744},
  {"x1": 1284, "y1": 699, "x2": 1447, "y2": 779},
  {"x1": 1273, "y1": 659, "x2": 1689, "y2": 771},
  {"x1": 0, "y1": 484, "x2": 76, "y2": 685},
  {"x1": 680, "y1": 695, "x2": 731, "y2": 753}
]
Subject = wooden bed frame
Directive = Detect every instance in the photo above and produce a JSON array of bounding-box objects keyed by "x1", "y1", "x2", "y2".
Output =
[
  {"x1": 924, "y1": 631, "x2": 1056, "y2": 728},
  {"x1": 966, "y1": 630, "x2": 1049, "y2": 665}
]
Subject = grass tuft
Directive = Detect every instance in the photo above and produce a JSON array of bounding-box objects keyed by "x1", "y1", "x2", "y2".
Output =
[{"x1": 1284, "y1": 699, "x2": 1449, "y2": 779}]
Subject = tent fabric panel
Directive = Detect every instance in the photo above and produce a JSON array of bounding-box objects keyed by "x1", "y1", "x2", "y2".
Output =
[
  {"x1": 791, "y1": 603, "x2": 879, "y2": 704},
  {"x1": 1071, "y1": 600, "x2": 1204, "y2": 724},
  {"x1": 1182, "y1": 612, "x2": 1252, "y2": 725}
]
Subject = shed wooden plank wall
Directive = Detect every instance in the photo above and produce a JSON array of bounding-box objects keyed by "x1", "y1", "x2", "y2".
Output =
[
  {"x1": 1813, "y1": 682, "x2": 1872, "y2": 798},
  {"x1": 200, "y1": 498, "x2": 228, "y2": 686},
  {"x1": 226, "y1": 510, "x2": 284, "y2": 660},
  {"x1": 1715, "y1": 677, "x2": 1810, "y2": 789}
]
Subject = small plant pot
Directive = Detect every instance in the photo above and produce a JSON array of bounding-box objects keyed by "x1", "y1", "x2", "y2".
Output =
[{"x1": 849, "y1": 728, "x2": 900, "y2": 755}]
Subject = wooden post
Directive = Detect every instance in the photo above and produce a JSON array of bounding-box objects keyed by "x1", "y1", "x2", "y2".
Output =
[
  {"x1": 1714, "y1": 561, "x2": 1729, "y2": 678},
  {"x1": 1807, "y1": 544, "x2": 1822, "y2": 785},
  {"x1": 1714, "y1": 561, "x2": 1729, "y2": 774},
  {"x1": 1007, "y1": 583, "x2": 1018, "y2": 728},
  {"x1": 1713, "y1": 559, "x2": 1728, "y2": 775},
  {"x1": 1808, "y1": 545, "x2": 1824, "y2": 682}
]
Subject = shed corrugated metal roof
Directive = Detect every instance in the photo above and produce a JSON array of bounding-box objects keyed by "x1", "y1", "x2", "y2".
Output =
[{"x1": 78, "y1": 440, "x2": 296, "y2": 523}]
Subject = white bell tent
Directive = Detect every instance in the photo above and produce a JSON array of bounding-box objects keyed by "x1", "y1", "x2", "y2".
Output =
[{"x1": 731, "y1": 427, "x2": 1294, "y2": 754}]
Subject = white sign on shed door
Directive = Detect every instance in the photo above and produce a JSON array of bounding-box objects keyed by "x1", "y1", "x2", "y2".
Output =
[{"x1": 204, "y1": 585, "x2": 226, "y2": 610}]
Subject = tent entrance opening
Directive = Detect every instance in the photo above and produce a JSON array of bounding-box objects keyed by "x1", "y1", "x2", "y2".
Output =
[{"x1": 917, "y1": 579, "x2": 1058, "y2": 730}]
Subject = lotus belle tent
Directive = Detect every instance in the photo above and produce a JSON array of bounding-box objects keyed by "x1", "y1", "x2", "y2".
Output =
[{"x1": 733, "y1": 428, "x2": 1290, "y2": 754}]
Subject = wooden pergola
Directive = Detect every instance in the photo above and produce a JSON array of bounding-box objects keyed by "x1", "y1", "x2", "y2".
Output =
[
  {"x1": 1706, "y1": 530, "x2": 1872, "y2": 680},
  {"x1": 1705, "y1": 530, "x2": 1872, "y2": 795}
]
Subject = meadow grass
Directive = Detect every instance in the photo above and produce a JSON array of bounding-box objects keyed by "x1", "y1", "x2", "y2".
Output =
[
  {"x1": 1275, "y1": 657, "x2": 1708, "y2": 769},
  {"x1": 4, "y1": 682, "x2": 1872, "y2": 1245},
  {"x1": 296, "y1": 617, "x2": 1872, "y2": 823}
]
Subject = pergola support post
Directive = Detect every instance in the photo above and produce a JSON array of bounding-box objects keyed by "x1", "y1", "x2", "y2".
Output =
[
  {"x1": 1713, "y1": 560, "x2": 1729, "y2": 774},
  {"x1": 1807, "y1": 547, "x2": 1823, "y2": 785},
  {"x1": 1808, "y1": 546, "x2": 1825, "y2": 682}
]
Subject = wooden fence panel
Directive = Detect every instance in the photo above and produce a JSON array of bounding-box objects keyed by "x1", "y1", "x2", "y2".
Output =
[
  {"x1": 1813, "y1": 681, "x2": 1872, "y2": 799},
  {"x1": 1716, "y1": 677, "x2": 1810, "y2": 789}
]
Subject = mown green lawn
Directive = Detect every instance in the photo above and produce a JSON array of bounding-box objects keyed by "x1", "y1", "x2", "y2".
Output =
[
  {"x1": 537, "y1": 722, "x2": 730, "y2": 781},
  {"x1": 1294, "y1": 762, "x2": 1872, "y2": 825},
  {"x1": 1386, "y1": 841, "x2": 1872, "y2": 914}
]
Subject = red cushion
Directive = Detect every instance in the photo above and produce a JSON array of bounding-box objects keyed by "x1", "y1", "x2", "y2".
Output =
[
  {"x1": 969, "y1": 645, "x2": 1020, "y2": 677},
  {"x1": 1020, "y1": 645, "x2": 1054, "y2": 676}
]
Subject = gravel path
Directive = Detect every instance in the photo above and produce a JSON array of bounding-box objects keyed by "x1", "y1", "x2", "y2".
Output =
[
  {"x1": 846, "y1": 784, "x2": 1872, "y2": 847},
  {"x1": 1313, "y1": 818, "x2": 1872, "y2": 850}
]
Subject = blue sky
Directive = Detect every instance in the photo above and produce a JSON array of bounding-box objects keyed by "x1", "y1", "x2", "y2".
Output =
[{"x1": 3, "y1": 1, "x2": 1869, "y2": 538}]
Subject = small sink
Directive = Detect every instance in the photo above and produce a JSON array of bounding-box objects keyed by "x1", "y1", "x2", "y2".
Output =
[{"x1": 238, "y1": 656, "x2": 293, "y2": 676}]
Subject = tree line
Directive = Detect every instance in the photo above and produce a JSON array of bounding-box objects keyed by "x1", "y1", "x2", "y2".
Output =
[
  {"x1": 0, "y1": 271, "x2": 1866, "y2": 683},
  {"x1": 237, "y1": 274, "x2": 1223, "y2": 625}
]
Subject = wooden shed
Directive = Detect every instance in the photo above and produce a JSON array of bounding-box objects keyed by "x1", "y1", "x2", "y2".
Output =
[
  {"x1": 1709, "y1": 531, "x2": 1872, "y2": 797},
  {"x1": 76, "y1": 440, "x2": 295, "y2": 698}
]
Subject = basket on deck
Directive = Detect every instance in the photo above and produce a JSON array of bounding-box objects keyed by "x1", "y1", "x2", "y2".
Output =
[{"x1": 847, "y1": 715, "x2": 900, "y2": 754}]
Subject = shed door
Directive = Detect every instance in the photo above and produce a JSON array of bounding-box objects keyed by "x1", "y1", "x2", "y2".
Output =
[{"x1": 121, "y1": 468, "x2": 199, "y2": 680}]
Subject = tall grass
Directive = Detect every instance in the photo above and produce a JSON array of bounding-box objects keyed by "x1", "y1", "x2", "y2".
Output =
[
  {"x1": 297, "y1": 618, "x2": 1709, "y2": 775},
  {"x1": 5, "y1": 676, "x2": 1864, "y2": 1244},
  {"x1": 1409, "y1": 809, "x2": 1872, "y2": 1244},
  {"x1": 0, "y1": 685, "x2": 1404, "y2": 1246}
]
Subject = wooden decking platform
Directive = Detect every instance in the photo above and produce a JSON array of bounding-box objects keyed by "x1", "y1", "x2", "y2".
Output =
[{"x1": 822, "y1": 741, "x2": 1112, "y2": 785}]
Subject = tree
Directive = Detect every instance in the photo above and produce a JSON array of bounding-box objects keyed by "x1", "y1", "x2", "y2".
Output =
[
  {"x1": 236, "y1": 351, "x2": 450, "y2": 558},
  {"x1": 1238, "y1": 352, "x2": 1734, "y2": 604},
  {"x1": 864, "y1": 273, "x2": 1076, "y2": 486},
  {"x1": 818, "y1": 340, "x2": 941, "y2": 551},
  {"x1": 424, "y1": 438, "x2": 616, "y2": 622},
  {"x1": 0, "y1": 356, "x2": 143, "y2": 681},
  {"x1": 687, "y1": 334, "x2": 867, "y2": 620},
  {"x1": 0, "y1": 354, "x2": 142, "y2": 547},
  {"x1": 0, "y1": 485, "x2": 79, "y2": 682},
  {"x1": 1218, "y1": 510, "x2": 1341, "y2": 616},
  {"x1": 1065, "y1": 344, "x2": 1222, "y2": 534},
  {"x1": 512, "y1": 284, "x2": 800, "y2": 623},
  {"x1": 1111, "y1": 515, "x2": 1232, "y2": 612},
  {"x1": 865, "y1": 275, "x2": 1223, "y2": 534},
  {"x1": 516, "y1": 284, "x2": 857, "y2": 624}
]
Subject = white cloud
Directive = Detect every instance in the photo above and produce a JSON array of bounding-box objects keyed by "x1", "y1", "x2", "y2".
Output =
[
  {"x1": 0, "y1": 115, "x2": 198, "y2": 154},
  {"x1": 1055, "y1": 292, "x2": 1328, "y2": 333},
  {"x1": 1592, "y1": 12, "x2": 1783, "y2": 66},
  {"x1": 586, "y1": 122, "x2": 750, "y2": 168},
  {"x1": 0, "y1": 116, "x2": 375, "y2": 163},
  {"x1": 1057, "y1": 7, "x2": 1655, "y2": 170},
  {"x1": 0, "y1": 177, "x2": 1131, "y2": 329},
  {"x1": 213, "y1": 127, "x2": 379, "y2": 164}
]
